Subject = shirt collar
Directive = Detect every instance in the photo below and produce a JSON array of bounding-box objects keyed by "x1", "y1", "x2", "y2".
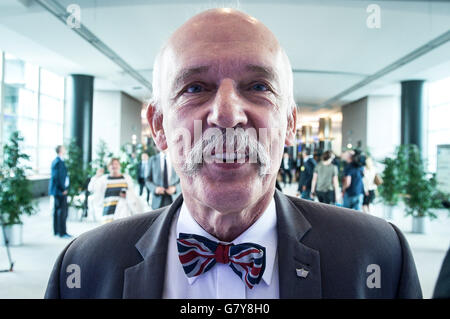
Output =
[
  {"x1": 160, "y1": 152, "x2": 171, "y2": 164},
  {"x1": 176, "y1": 196, "x2": 278, "y2": 287}
]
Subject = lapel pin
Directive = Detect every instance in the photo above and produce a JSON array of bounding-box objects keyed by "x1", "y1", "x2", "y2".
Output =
[{"x1": 296, "y1": 268, "x2": 309, "y2": 278}]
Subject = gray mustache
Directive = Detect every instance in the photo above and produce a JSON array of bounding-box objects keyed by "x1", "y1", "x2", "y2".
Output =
[{"x1": 182, "y1": 130, "x2": 271, "y2": 177}]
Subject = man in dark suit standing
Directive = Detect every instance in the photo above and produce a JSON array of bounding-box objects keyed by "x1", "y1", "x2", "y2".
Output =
[
  {"x1": 298, "y1": 148, "x2": 316, "y2": 200},
  {"x1": 137, "y1": 152, "x2": 151, "y2": 203},
  {"x1": 280, "y1": 152, "x2": 294, "y2": 187},
  {"x1": 45, "y1": 9, "x2": 421, "y2": 299},
  {"x1": 145, "y1": 151, "x2": 181, "y2": 210},
  {"x1": 48, "y1": 145, "x2": 71, "y2": 239}
]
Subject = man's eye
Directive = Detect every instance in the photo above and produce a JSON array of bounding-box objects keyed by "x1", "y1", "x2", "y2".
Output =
[
  {"x1": 185, "y1": 84, "x2": 204, "y2": 93},
  {"x1": 250, "y1": 83, "x2": 269, "y2": 92}
]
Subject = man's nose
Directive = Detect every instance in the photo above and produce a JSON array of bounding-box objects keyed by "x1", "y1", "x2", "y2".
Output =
[{"x1": 207, "y1": 79, "x2": 248, "y2": 128}]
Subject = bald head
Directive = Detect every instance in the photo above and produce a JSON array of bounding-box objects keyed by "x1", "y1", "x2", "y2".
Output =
[
  {"x1": 151, "y1": 8, "x2": 295, "y2": 114},
  {"x1": 170, "y1": 9, "x2": 279, "y2": 55}
]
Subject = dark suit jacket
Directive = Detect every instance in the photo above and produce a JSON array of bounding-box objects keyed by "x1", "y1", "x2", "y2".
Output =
[
  {"x1": 298, "y1": 157, "x2": 317, "y2": 191},
  {"x1": 280, "y1": 157, "x2": 295, "y2": 172},
  {"x1": 433, "y1": 248, "x2": 450, "y2": 298},
  {"x1": 44, "y1": 190, "x2": 422, "y2": 299},
  {"x1": 48, "y1": 157, "x2": 68, "y2": 196},
  {"x1": 145, "y1": 153, "x2": 181, "y2": 210},
  {"x1": 137, "y1": 161, "x2": 151, "y2": 181}
]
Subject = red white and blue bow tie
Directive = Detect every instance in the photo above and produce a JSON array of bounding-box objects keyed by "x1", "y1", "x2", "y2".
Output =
[{"x1": 177, "y1": 232, "x2": 266, "y2": 289}]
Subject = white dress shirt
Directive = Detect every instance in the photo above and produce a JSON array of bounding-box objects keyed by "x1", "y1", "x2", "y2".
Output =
[
  {"x1": 162, "y1": 197, "x2": 279, "y2": 299},
  {"x1": 283, "y1": 157, "x2": 290, "y2": 170},
  {"x1": 140, "y1": 160, "x2": 149, "y2": 178},
  {"x1": 159, "y1": 152, "x2": 172, "y2": 182}
]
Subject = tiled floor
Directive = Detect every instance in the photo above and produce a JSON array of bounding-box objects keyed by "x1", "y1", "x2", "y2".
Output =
[{"x1": 0, "y1": 183, "x2": 448, "y2": 298}]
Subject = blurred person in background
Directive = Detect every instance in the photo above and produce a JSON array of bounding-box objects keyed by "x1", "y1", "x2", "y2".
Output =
[
  {"x1": 87, "y1": 167, "x2": 105, "y2": 221},
  {"x1": 96, "y1": 158, "x2": 143, "y2": 222},
  {"x1": 137, "y1": 152, "x2": 151, "y2": 204},
  {"x1": 342, "y1": 150, "x2": 365, "y2": 211},
  {"x1": 311, "y1": 150, "x2": 340, "y2": 205},
  {"x1": 362, "y1": 156, "x2": 377, "y2": 213},
  {"x1": 280, "y1": 152, "x2": 294, "y2": 187},
  {"x1": 297, "y1": 148, "x2": 316, "y2": 200},
  {"x1": 146, "y1": 151, "x2": 181, "y2": 210},
  {"x1": 49, "y1": 145, "x2": 71, "y2": 238}
]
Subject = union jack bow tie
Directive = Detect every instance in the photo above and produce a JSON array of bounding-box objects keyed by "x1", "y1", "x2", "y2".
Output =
[{"x1": 177, "y1": 233, "x2": 266, "y2": 289}]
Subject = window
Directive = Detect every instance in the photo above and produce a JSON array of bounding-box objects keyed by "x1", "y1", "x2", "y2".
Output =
[
  {"x1": 4, "y1": 53, "x2": 39, "y2": 91},
  {"x1": 40, "y1": 95, "x2": 64, "y2": 123},
  {"x1": 427, "y1": 76, "x2": 450, "y2": 173},
  {"x1": 3, "y1": 86, "x2": 39, "y2": 119},
  {"x1": 40, "y1": 68, "x2": 65, "y2": 99},
  {"x1": 38, "y1": 69, "x2": 65, "y2": 174},
  {"x1": 2, "y1": 53, "x2": 39, "y2": 172},
  {"x1": 0, "y1": 52, "x2": 65, "y2": 175},
  {"x1": 0, "y1": 53, "x2": 2, "y2": 154}
]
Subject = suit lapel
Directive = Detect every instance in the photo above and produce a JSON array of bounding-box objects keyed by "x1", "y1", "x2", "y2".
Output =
[
  {"x1": 274, "y1": 190, "x2": 322, "y2": 298},
  {"x1": 122, "y1": 194, "x2": 184, "y2": 298}
]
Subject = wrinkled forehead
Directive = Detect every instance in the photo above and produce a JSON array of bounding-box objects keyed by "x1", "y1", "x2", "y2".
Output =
[{"x1": 168, "y1": 43, "x2": 283, "y2": 80}]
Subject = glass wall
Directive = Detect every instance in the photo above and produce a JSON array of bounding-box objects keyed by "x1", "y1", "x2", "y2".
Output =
[
  {"x1": 38, "y1": 69, "x2": 65, "y2": 174},
  {"x1": 0, "y1": 51, "x2": 65, "y2": 175},
  {"x1": 0, "y1": 52, "x2": 2, "y2": 155},
  {"x1": 427, "y1": 76, "x2": 450, "y2": 173}
]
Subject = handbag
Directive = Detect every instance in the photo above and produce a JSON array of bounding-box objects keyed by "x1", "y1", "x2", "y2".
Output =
[{"x1": 374, "y1": 174, "x2": 383, "y2": 186}]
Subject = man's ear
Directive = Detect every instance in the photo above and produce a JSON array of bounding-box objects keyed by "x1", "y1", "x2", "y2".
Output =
[
  {"x1": 147, "y1": 103, "x2": 167, "y2": 151},
  {"x1": 284, "y1": 105, "x2": 297, "y2": 146}
]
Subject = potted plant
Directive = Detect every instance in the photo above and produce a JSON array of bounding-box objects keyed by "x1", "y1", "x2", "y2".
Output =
[
  {"x1": 93, "y1": 139, "x2": 112, "y2": 172},
  {"x1": 146, "y1": 139, "x2": 158, "y2": 158},
  {"x1": 120, "y1": 142, "x2": 141, "y2": 181},
  {"x1": 0, "y1": 131, "x2": 36, "y2": 246},
  {"x1": 65, "y1": 139, "x2": 92, "y2": 218},
  {"x1": 379, "y1": 157, "x2": 400, "y2": 219},
  {"x1": 378, "y1": 146, "x2": 408, "y2": 220},
  {"x1": 401, "y1": 144, "x2": 443, "y2": 234}
]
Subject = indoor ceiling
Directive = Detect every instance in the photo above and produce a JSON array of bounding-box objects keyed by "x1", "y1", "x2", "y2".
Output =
[{"x1": 1, "y1": 0, "x2": 449, "y2": 120}]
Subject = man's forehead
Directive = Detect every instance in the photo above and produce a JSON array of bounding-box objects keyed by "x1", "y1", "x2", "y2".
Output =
[
  {"x1": 164, "y1": 42, "x2": 284, "y2": 81},
  {"x1": 164, "y1": 9, "x2": 282, "y2": 70},
  {"x1": 152, "y1": 9, "x2": 293, "y2": 103},
  {"x1": 169, "y1": 29, "x2": 280, "y2": 59}
]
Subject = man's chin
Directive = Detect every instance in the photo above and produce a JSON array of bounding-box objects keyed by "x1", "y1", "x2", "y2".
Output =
[{"x1": 203, "y1": 186, "x2": 254, "y2": 213}]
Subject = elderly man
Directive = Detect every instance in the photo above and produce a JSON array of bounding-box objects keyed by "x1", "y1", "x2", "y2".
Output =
[{"x1": 45, "y1": 9, "x2": 421, "y2": 299}]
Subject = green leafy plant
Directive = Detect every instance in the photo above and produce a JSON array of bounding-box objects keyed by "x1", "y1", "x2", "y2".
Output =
[
  {"x1": 380, "y1": 144, "x2": 446, "y2": 220},
  {"x1": 146, "y1": 139, "x2": 158, "y2": 158},
  {"x1": 119, "y1": 143, "x2": 143, "y2": 180},
  {"x1": 124, "y1": 141, "x2": 159, "y2": 181},
  {"x1": 92, "y1": 139, "x2": 112, "y2": 172},
  {"x1": 65, "y1": 139, "x2": 92, "y2": 210},
  {"x1": 401, "y1": 144, "x2": 443, "y2": 219},
  {"x1": 0, "y1": 131, "x2": 36, "y2": 226},
  {"x1": 378, "y1": 155, "x2": 405, "y2": 206}
]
